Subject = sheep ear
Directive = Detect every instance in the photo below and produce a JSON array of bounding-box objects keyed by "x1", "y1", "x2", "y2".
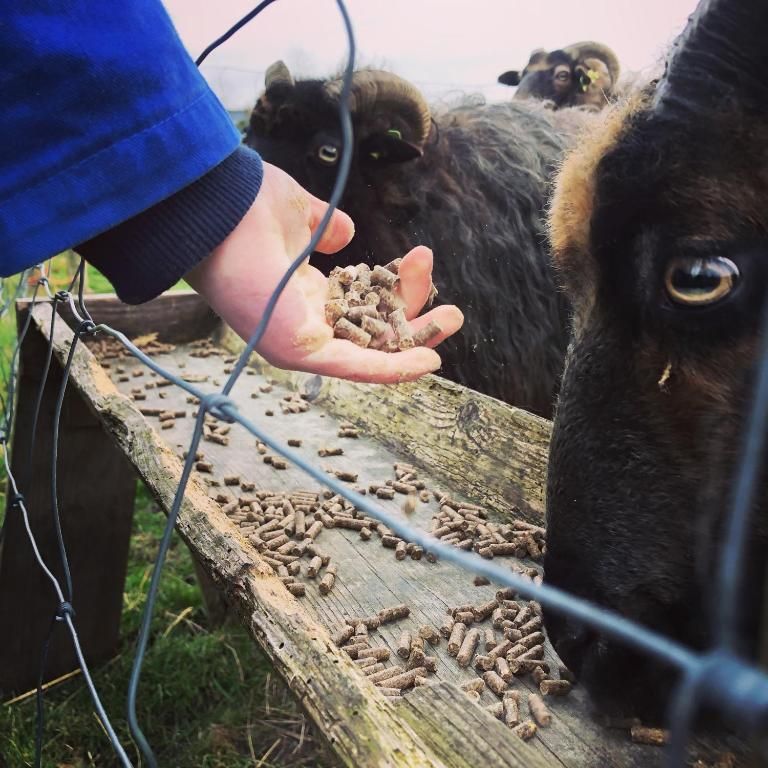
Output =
[
  {"x1": 360, "y1": 133, "x2": 423, "y2": 164},
  {"x1": 498, "y1": 70, "x2": 521, "y2": 86}
]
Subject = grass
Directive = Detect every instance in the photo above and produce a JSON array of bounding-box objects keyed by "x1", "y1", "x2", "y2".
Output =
[{"x1": 0, "y1": 257, "x2": 338, "y2": 767}]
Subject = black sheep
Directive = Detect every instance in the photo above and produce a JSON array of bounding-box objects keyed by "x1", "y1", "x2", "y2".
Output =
[{"x1": 245, "y1": 65, "x2": 596, "y2": 417}]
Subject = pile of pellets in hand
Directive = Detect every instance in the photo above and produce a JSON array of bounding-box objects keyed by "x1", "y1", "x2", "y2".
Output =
[{"x1": 325, "y1": 260, "x2": 442, "y2": 351}]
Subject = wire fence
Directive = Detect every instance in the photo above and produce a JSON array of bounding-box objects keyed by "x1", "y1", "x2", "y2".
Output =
[{"x1": 1, "y1": 1, "x2": 768, "y2": 767}]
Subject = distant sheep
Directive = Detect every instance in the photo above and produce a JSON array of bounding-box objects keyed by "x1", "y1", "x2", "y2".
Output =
[
  {"x1": 246, "y1": 64, "x2": 596, "y2": 416},
  {"x1": 498, "y1": 41, "x2": 620, "y2": 110}
]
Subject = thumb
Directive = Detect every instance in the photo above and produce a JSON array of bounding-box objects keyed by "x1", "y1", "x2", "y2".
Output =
[{"x1": 308, "y1": 195, "x2": 355, "y2": 254}]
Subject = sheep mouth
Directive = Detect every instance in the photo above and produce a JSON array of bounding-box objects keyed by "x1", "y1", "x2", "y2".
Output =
[{"x1": 552, "y1": 626, "x2": 678, "y2": 723}]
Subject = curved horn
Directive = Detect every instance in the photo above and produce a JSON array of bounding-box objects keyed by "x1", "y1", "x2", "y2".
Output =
[
  {"x1": 326, "y1": 70, "x2": 432, "y2": 146},
  {"x1": 654, "y1": 0, "x2": 766, "y2": 117},
  {"x1": 562, "y1": 41, "x2": 620, "y2": 85},
  {"x1": 265, "y1": 60, "x2": 294, "y2": 90}
]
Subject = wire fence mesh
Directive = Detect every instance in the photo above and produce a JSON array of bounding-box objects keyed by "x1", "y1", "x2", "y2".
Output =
[{"x1": 1, "y1": 1, "x2": 768, "y2": 767}]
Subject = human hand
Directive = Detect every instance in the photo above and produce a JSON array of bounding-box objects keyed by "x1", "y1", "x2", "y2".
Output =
[{"x1": 186, "y1": 163, "x2": 463, "y2": 383}]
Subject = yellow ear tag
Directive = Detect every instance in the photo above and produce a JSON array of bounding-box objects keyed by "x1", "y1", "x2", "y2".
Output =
[
  {"x1": 370, "y1": 151, "x2": 382, "y2": 160},
  {"x1": 386, "y1": 128, "x2": 402, "y2": 139}
]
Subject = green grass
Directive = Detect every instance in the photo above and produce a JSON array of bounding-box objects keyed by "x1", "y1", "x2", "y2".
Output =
[{"x1": 0, "y1": 485, "x2": 337, "y2": 768}]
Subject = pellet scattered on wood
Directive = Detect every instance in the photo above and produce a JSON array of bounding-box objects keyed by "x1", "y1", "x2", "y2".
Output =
[
  {"x1": 454, "y1": 610, "x2": 475, "y2": 626},
  {"x1": 460, "y1": 678, "x2": 485, "y2": 694},
  {"x1": 375, "y1": 487, "x2": 395, "y2": 500},
  {"x1": 223, "y1": 475, "x2": 240, "y2": 486},
  {"x1": 630, "y1": 725, "x2": 669, "y2": 746},
  {"x1": 354, "y1": 656, "x2": 377, "y2": 668},
  {"x1": 161, "y1": 420, "x2": 175, "y2": 430},
  {"x1": 418, "y1": 626, "x2": 440, "y2": 646},
  {"x1": 447, "y1": 623, "x2": 466, "y2": 656},
  {"x1": 539, "y1": 679, "x2": 572, "y2": 697},
  {"x1": 363, "y1": 663, "x2": 386, "y2": 677},
  {"x1": 512, "y1": 719, "x2": 537, "y2": 741},
  {"x1": 287, "y1": 583, "x2": 306, "y2": 597},
  {"x1": 195, "y1": 461, "x2": 213, "y2": 473},
  {"x1": 397, "y1": 631, "x2": 412, "y2": 659},
  {"x1": 473, "y1": 600, "x2": 498, "y2": 623},
  {"x1": 378, "y1": 604, "x2": 410, "y2": 624},
  {"x1": 527, "y1": 694, "x2": 552, "y2": 729},
  {"x1": 407, "y1": 643, "x2": 426, "y2": 671},
  {"x1": 473, "y1": 576, "x2": 491, "y2": 587},
  {"x1": 342, "y1": 642, "x2": 370, "y2": 659},
  {"x1": 332, "y1": 626, "x2": 355, "y2": 646},
  {"x1": 318, "y1": 564, "x2": 338, "y2": 595},
  {"x1": 379, "y1": 667, "x2": 426, "y2": 691},
  {"x1": 367, "y1": 666, "x2": 405, "y2": 685},
  {"x1": 440, "y1": 616, "x2": 455, "y2": 639},
  {"x1": 531, "y1": 666, "x2": 548, "y2": 686},
  {"x1": 357, "y1": 647, "x2": 391, "y2": 662},
  {"x1": 503, "y1": 691, "x2": 521, "y2": 727},
  {"x1": 271, "y1": 458, "x2": 288, "y2": 470},
  {"x1": 482, "y1": 670, "x2": 508, "y2": 697},
  {"x1": 456, "y1": 628, "x2": 480, "y2": 668}
]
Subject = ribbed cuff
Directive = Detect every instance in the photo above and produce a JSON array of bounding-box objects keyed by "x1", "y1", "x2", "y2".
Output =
[{"x1": 77, "y1": 146, "x2": 263, "y2": 304}]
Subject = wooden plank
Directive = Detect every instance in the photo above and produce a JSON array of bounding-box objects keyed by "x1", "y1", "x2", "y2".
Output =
[
  {"x1": 219, "y1": 326, "x2": 552, "y2": 525},
  {"x1": 81, "y1": 321, "x2": 659, "y2": 767},
  {"x1": 0, "y1": 303, "x2": 136, "y2": 694},
  {"x1": 17, "y1": 290, "x2": 218, "y2": 346},
  {"x1": 25, "y1": 303, "x2": 485, "y2": 768}
]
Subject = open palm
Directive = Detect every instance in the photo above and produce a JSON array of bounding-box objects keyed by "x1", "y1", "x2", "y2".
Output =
[{"x1": 187, "y1": 163, "x2": 464, "y2": 384}]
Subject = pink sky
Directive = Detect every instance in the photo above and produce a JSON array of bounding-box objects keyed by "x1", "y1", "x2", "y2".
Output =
[{"x1": 164, "y1": 0, "x2": 699, "y2": 109}]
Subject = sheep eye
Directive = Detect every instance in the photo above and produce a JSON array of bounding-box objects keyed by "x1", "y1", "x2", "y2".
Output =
[
  {"x1": 554, "y1": 69, "x2": 571, "y2": 82},
  {"x1": 317, "y1": 144, "x2": 339, "y2": 164},
  {"x1": 664, "y1": 256, "x2": 739, "y2": 306}
]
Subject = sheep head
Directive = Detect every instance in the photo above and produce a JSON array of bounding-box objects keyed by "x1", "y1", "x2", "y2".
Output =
[
  {"x1": 499, "y1": 41, "x2": 619, "y2": 110},
  {"x1": 543, "y1": 0, "x2": 768, "y2": 726}
]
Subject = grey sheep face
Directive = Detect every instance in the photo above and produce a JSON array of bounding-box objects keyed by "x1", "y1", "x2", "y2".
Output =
[{"x1": 498, "y1": 41, "x2": 619, "y2": 110}]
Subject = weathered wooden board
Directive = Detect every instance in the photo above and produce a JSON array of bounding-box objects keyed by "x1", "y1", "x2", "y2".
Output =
[
  {"x1": 218, "y1": 325, "x2": 552, "y2": 525},
  {"x1": 25, "y1": 300, "x2": 558, "y2": 768},
  {"x1": 11, "y1": 289, "x2": 683, "y2": 768}
]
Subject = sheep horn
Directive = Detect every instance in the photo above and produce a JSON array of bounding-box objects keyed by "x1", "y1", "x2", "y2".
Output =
[
  {"x1": 562, "y1": 41, "x2": 620, "y2": 85},
  {"x1": 265, "y1": 60, "x2": 294, "y2": 90},
  {"x1": 654, "y1": 0, "x2": 766, "y2": 117},
  {"x1": 325, "y1": 70, "x2": 432, "y2": 146}
]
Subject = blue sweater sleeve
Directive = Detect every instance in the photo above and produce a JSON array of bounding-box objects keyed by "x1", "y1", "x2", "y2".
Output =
[{"x1": 0, "y1": 2, "x2": 260, "y2": 283}]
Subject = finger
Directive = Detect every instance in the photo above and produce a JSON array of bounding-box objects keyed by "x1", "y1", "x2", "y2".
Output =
[
  {"x1": 293, "y1": 340, "x2": 444, "y2": 384},
  {"x1": 396, "y1": 246, "x2": 434, "y2": 320},
  {"x1": 408, "y1": 305, "x2": 464, "y2": 348},
  {"x1": 308, "y1": 196, "x2": 355, "y2": 254}
]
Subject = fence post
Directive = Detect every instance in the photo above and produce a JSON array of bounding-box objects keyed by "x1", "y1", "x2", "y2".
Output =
[{"x1": 0, "y1": 305, "x2": 136, "y2": 695}]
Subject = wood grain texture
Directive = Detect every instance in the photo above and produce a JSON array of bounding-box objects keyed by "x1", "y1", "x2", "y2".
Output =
[
  {"x1": 219, "y1": 326, "x2": 552, "y2": 525},
  {"x1": 24, "y1": 303, "x2": 464, "y2": 768},
  {"x1": 21, "y1": 293, "x2": 671, "y2": 767}
]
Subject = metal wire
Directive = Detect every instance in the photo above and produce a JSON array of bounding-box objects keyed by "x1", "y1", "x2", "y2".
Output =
[{"x1": 2, "y1": 1, "x2": 768, "y2": 766}]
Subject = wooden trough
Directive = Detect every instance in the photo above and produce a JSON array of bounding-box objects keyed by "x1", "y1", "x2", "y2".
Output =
[{"x1": 0, "y1": 292, "x2": 679, "y2": 768}]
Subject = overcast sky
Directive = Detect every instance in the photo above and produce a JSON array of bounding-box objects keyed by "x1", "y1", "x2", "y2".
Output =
[{"x1": 163, "y1": 0, "x2": 699, "y2": 110}]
